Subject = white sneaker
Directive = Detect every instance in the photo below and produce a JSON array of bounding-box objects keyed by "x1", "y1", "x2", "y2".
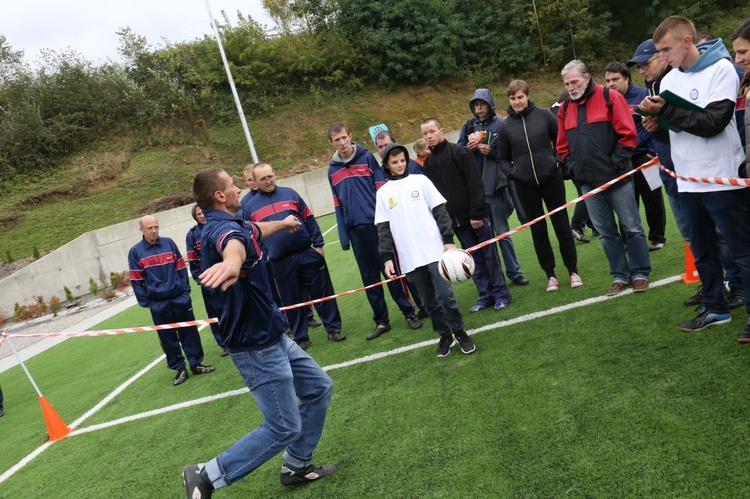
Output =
[
  {"x1": 546, "y1": 276, "x2": 559, "y2": 292},
  {"x1": 570, "y1": 272, "x2": 583, "y2": 288}
]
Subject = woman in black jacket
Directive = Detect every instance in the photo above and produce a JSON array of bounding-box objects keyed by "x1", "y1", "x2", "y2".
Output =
[{"x1": 497, "y1": 80, "x2": 581, "y2": 292}]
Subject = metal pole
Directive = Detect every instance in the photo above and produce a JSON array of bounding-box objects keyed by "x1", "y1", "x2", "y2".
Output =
[
  {"x1": 5, "y1": 336, "x2": 43, "y2": 397},
  {"x1": 204, "y1": 0, "x2": 259, "y2": 164}
]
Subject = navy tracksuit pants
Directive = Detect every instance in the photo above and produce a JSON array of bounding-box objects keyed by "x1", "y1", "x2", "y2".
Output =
[{"x1": 150, "y1": 294, "x2": 205, "y2": 371}]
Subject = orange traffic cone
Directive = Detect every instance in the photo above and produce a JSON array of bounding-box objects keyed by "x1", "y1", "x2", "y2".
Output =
[
  {"x1": 681, "y1": 241, "x2": 700, "y2": 284},
  {"x1": 40, "y1": 396, "x2": 72, "y2": 441}
]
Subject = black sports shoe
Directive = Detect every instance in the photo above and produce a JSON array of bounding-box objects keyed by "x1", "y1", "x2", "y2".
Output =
[
  {"x1": 571, "y1": 228, "x2": 590, "y2": 243},
  {"x1": 182, "y1": 464, "x2": 213, "y2": 498},
  {"x1": 416, "y1": 309, "x2": 430, "y2": 320},
  {"x1": 327, "y1": 331, "x2": 347, "y2": 341},
  {"x1": 220, "y1": 346, "x2": 230, "y2": 357},
  {"x1": 678, "y1": 307, "x2": 731, "y2": 332},
  {"x1": 727, "y1": 287, "x2": 745, "y2": 310},
  {"x1": 366, "y1": 323, "x2": 391, "y2": 340},
  {"x1": 190, "y1": 364, "x2": 216, "y2": 375},
  {"x1": 453, "y1": 330, "x2": 476, "y2": 354},
  {"x1": 308, "y1": 318, "x2": 323, "y2": 328},
  {"x1": 436, "y1": 334, "x2": 455, "y2": 358},
  {"x1": 511, "y1": 275, "x2": 530, "y2": 286},
  {"x1": 405, "y1": 314, "x2": 423, "y2": 330},
  {"x1": 683, "y1": 286, "x2": 704, "y2": 307},
  {"x1": 173, "y1": 369, "x2": 188, "y2": 386},
  {"x1": 280, "y1": 463, "x2": 337, "y2": 486}
]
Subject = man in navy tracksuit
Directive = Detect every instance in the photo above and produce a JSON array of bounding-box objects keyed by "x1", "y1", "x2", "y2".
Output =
[
  {"x1": 327, "y1": 122, "x2": 422, "y2": 340},
  {"x1": 246, "y1": 162, "x2": 345, "y2": 349},
  {"x1": 182, "y1": 167, "x2": 335, "y2": 496},
  {"x1": 128, "y1": 215, "x2": 214, "y2": 386},
  {"x1": 186, "y1": 204, "x2": 228, "y2": 357}
]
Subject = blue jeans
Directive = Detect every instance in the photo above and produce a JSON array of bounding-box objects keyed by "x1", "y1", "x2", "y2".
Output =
[
  {"x1": 488, "y1": 194, "x2": 522, "y2": 279},
  {"x1": 581, "y1": 182, "x2": 651, "y2": 283},
  {"x1": 204, "y1": 335, "x2": 333, "y2": 490},
  {"x1": 679, "y1": 189, "x2": 750, "y2": 314}
]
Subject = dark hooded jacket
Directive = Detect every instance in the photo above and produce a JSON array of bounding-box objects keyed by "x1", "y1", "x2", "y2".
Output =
[
  {"x1": 423, "y1": 139, "x2": 487, "y2": 228},
  {"x1": 556, "y1": 78, "x2": 638, "y2": 186},
  {"x1": 496, "y1": 100, "x2": 561, "y2": 187},
  {"x1": 457, "y1": 89, "x2": 508, "y2": 198}
]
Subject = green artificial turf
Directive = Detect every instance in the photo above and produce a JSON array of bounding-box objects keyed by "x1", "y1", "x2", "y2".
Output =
[{"x1": 2, "y1": 188, "x2": 749, "y2": 498}]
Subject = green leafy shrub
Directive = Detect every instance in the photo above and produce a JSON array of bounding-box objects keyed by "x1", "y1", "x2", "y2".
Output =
[{"x1": 89, "y1": 277, "x2": 99, "y2": 295}]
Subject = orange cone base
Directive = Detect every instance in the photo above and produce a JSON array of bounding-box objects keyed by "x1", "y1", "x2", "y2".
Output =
[
  {"x1": 40, "y1": 396, "x2": 73, "y2": 441},
  {"x1": 681, "y1": 241, "x2": 700, "y2": 284}
]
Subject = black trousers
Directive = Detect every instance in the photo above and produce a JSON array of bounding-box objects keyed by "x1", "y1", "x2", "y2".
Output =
[
  {"x1": 515, "y1": 175, "x2": 578, "y2": 278},
  {"x1": 631, "y1": 153, "x2": 667, "y2": 244}
]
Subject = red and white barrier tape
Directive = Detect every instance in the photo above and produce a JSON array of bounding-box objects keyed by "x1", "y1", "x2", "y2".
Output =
[{"x1": 5, "y1": 156, "x2": 739, "y2": 341}]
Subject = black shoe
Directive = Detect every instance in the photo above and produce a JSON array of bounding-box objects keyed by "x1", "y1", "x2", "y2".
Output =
[
  {"x1": 739, "y1": 319, "x2": 750, "y2": 343},
  {"x1": 220, "y1": 346, "x2": 230, "y2": 357},
  {"x1": 173, "y1": 369, "x2": 188, "y2": 386},
  {"x1": 366, "y1": 323, "x2": 391, "y2": 340},
  {"x1": 308, "y1": 318, "x2": 323, "y2": 328},
  {"x1": 571, "y1": 228, "x2": 590, "y2": 243},
  {"x1": 678, "y1": 307, "x2": 731, "y2": 332},
  {"x1": 0, "y1": 407, "x2": 4, "y2": 417},
  {"x1": 327, "y1": 331, "x2": 347, "y2": 341},
  {"x1": 190, "y1": 364, "x2": 216, "y2": 375},
  {"x1": 436, "y1": 334, "x2": 455, "y2": 357},
  {"x1": 296, "y1": 339, "x2": 312, "y2": 350},
  {"x1": 727, "y1": 287, "x2": 745, "y2": 310},
  {"x1": 280, "y1": 463, "x2": 337, "y2": 486},
  {"x1": 511, "y1": 275, "x2": 530, "y2": 286},
  {"x1": 683, "y1": 286, "x2": 704, "y2": 307},
  {"x1": 405, "y1": 314, "x2": 423, "y2": 330},
  {"x1": 416, "y1": 309, "x2": 430, "y2": 320},
  {"x1": 183, "y1": 464, "x2": 213, "y2": 498},
  {"x1": 453, "y1": 330, "x2": 476, "y2": 354}
]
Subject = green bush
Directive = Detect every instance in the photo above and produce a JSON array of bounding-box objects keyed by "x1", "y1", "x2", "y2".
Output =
[
  {"x1": 89, "y1": 277, "x2": 99, "y2": 295},
  {"x1": 63, "y1": 286, "x2": 74, "y2": 302}
]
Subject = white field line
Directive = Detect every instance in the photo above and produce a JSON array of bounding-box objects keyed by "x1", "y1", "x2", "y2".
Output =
[
  {"x1": 0, "y1": 276, "x2": 683, "y2": 484},
  {"x1": 321, "y1": 223, "x2": 337, "y2": 237}
]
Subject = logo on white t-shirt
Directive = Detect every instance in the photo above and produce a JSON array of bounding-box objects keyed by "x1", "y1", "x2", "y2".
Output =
[{"x1": 690, "y1": 89, "x2": 699, "y2": 100}]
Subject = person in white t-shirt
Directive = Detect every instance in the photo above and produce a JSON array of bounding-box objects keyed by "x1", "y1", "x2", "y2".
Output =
[
  {"x1": 640, "y1": 15, "x2": 750, "y2": 340},
  {"x1": 375, "y1": 143, "x2": 476, "y2": 358}
]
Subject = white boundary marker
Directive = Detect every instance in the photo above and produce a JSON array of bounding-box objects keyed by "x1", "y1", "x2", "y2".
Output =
[{"x1": 0, "y1": 275, "x2": 683, "y2": 484}]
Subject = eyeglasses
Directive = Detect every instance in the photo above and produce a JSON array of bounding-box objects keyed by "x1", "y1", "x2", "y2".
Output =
[
  {"x1": 257, "y1": 174, "x2": 276, "y2": 183},
  {"x1": 634, "y1": 55, "x2": 659, "y2": 71}
]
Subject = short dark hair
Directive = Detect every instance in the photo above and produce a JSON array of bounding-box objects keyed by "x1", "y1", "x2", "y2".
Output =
[
  {"x1": 731, "y1": 18, "x2": 750, "y2": 42},
  {"x1": 191, "y1": 203, "x2": 200, "y2": 222},
  {"x1": 193, "y1": 168, "x2": 226, "y2": 210},
  {"x1": 654, "y1": 16, "x2": 697, "y2": 45},
  {"x1": 327, "y1": 122, "x2": 350, "y2": 140},
  {"x1": 604, "y1": 62, "x2": 631, "y2": 82},
  {"x1": 251, "y1": 162, "x2": 272, "y2": 180},
  {"x1": 421, "y1": 117, "x2": 443, "y2": 128},
  {"x1": 695, "y1": 31, "x2": 715, "y2": 43},
  {"x1": 375, "y1": 130, "x2": 395, "y2": 143},
  {"x1": 506, "y1": 80, "x2": 529, "y2": 97}
]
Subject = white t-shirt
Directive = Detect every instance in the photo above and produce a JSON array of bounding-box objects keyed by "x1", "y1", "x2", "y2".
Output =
[
  {"x1": 374, "y1": 175, "x2": 447, "y2": 274},
  {"x1": 661, "y1": 58, "x2": 744, "y2": 193}
]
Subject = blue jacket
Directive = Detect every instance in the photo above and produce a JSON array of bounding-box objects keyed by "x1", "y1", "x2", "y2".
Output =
[
  {"x1": 623, "y1": 83, "x2": 654, "y2": 156},
  {"x1": 457, "y1": 88, "x2": 507, "y2": 197},
  {"x1": 328, "y1": 143, "x2": 385, "y2": 250},
  {"x1": 245, "y1": 186, "x2": 324, "y2": 261},
  {"x1": 200, "y1": 209, "x2": 288, "y2": 349},
  {"x1": 185, "y1": 223, "x2": 204, "y2": 283},
  {"x1": 128, "y1": 236, "x2": 191, "y2": 312}
]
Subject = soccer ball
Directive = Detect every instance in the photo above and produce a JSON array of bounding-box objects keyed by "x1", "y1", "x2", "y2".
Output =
[{"x1": 438, "y1": 248, "x2": 475, "y2": 284}]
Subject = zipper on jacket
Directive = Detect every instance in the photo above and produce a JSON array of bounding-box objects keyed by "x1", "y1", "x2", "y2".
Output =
[{"x1": 521, "y1": 115, "x2": 540, "y2": 186}]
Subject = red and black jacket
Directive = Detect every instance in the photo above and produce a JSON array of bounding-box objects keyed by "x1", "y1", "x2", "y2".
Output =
[{"x1": 556, "y1": 79, "x2": 637, "y2": 187}]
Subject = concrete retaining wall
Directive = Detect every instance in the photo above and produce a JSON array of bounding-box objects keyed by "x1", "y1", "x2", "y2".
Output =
[{"x1": 0, "y1": 131, "x2": 458, "y2": 315}]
